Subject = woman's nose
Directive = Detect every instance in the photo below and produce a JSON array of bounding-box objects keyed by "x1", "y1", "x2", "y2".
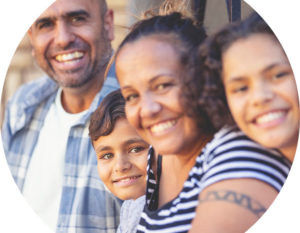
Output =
[{"x1": 140, "y1": 95, "x2": 162, "y2": 118}]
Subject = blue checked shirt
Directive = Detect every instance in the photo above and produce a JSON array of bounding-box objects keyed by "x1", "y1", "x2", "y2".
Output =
[{"x1": 2, "y1": 69, "x2": 122, "y2": 233}]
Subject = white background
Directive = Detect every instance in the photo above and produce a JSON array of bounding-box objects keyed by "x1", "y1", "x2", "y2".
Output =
[{"x1": 0, "y1": 0, "x2": 299, "y2": 232}]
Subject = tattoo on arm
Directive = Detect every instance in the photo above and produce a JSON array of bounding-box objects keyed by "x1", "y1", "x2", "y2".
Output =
[{"x1": 199, "y1": 190, "x2": 267, "y2": 217}]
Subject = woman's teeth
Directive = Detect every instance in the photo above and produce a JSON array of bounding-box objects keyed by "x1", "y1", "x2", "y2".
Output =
[{"x1": 150, "y1": 120, "x2": 176, "y2": 133}]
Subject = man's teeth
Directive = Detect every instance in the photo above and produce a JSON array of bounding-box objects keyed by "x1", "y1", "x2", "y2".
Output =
[
  {"x1": 55, "y1": 51, "x2": 84, "y2": 62},
  {"x1": 150, "y1": 120, "x2": 176, "y2": 133},
  {"x1": 256, "y1": 111, "x2": 285, "y2": 124}
]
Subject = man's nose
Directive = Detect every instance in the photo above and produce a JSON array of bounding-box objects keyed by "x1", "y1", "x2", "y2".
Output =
[{"x1": 54, "y1": 21, "x2": 75, "y2": 48}]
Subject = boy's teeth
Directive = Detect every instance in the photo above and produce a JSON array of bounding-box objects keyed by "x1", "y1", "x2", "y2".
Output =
[
  {"x1": 150, "y1": 120, "x2": 176, "y2": 133},
  {"x1": 119, "y1": 176, "x2": 137, "y2": 182},
  {"x1": 55, "y1": 51, "x2": 84, "y2": 62},
  {"x1": 256, "y1": 111, "x2": 285, "y2": 124}
]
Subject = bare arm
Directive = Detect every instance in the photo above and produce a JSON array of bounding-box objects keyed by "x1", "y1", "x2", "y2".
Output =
[{"x1": 189, "y1": 178, "x2": 278, "y2": 233}]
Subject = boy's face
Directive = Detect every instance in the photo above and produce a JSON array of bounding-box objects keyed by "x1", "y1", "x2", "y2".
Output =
[{"x1": 93, "y1": 118, "x2": 149, "y2": 200}]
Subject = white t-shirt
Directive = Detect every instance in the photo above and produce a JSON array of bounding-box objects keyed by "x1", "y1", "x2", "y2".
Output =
[
  {"x1": 22, "y1": 88, "x2": 87, "y2": 231},
  {"x1": 117, "y1": 195, "x2": 145, "y2": 233}
]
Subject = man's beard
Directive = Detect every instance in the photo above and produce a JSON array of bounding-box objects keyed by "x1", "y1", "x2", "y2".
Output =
[{"x1": 58, "y1": 47, "x2": 112, "y2": 88}]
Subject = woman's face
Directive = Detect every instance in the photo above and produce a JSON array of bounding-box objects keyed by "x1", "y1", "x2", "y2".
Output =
[
  {"x1": 116, "y1": 36, "x2": 201, "y2": 156},
  {"x1": 223, "y1": 33, "x2": 299, "y2": 159},
  {"x1": 94, "y1": 118, "x2": 148, "y2": 200}
]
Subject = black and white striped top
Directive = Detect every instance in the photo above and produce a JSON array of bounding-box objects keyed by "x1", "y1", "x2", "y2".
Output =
[{"x1": 137, "y1": 127, "x2": 291, "y2": 233}]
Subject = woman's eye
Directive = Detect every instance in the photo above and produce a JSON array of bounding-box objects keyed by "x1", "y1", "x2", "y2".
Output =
[
  {"x1": 156, "y1": 83, "x2": 172, "y2": 91},
  {"x1": 129, "y1": 146, "x2": 146, "y2": 153},
  {"x1": 99, "y1": 153, "x2": 113, "y2": 160},
  {"x1": 125, "y1": 93, "x2": 138, "y2": 102}
]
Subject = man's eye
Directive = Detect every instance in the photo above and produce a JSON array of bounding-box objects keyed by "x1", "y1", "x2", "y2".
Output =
[
  {"x1": 38, "y1": 21, "x2": 53, "y2": 30},
  {"x1": 99, "y1": 153, "x2": 113, "y2": 160},
  {"x1": 71, "y1": 16, "x2": 86, "y2": 23}
]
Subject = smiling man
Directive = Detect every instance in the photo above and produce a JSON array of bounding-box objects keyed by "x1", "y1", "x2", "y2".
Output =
[{"x1": 2, "y1": 0, "x2": 122, "y2": 232}]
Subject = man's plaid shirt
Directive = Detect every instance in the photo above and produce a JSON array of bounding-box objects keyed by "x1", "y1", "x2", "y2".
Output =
[{"x1": 2, "y1": 71, "x2": 122, "y2": 233}]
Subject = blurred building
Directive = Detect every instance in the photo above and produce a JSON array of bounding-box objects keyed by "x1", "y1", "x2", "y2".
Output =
[{"x1": 1, "y1": 0, "x2": 253, "y2": 124}]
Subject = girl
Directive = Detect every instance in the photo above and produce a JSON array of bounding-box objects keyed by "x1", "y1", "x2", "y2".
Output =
[
  {"x1": 195, "y1": 13, "x2": 299, "y2": 163},
  {"x1": 114, "y1": 8, "x2": 291, "y2": 233}
]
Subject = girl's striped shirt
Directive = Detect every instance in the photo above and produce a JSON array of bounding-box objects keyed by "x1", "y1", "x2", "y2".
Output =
[{"x1": 137, "y1": 127, "x2": 291, "y2": 233}]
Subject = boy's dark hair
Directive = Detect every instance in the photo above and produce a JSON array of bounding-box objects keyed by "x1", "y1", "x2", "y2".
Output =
[{"x1": 89, "y1": 89, "x2": 125, "y2": 141}]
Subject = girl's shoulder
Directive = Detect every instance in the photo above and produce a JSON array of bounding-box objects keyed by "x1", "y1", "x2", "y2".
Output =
[
  {"x1": 202, "y1": 126, "x2": 289, "y2": 164},
  {"x1": 191, "y1": 126, "x2": 291, "y2": 192}
]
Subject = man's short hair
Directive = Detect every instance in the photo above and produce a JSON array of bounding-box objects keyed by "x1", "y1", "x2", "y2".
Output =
[{"x1": 100, "y1": 0, "x2": 108, "y2": 18}]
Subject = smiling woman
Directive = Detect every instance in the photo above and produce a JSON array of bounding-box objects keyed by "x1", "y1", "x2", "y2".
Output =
[
  {"x1": 117, "y1": 35, "x2": 206, "y2": 157},
  {"x1": 114, "y1": 7, "x2": 291, "y2": 233}
]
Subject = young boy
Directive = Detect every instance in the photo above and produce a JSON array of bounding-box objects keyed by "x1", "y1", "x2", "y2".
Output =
[{"x1": 89, "y1": 89, "x2": 148, "y2": 233}]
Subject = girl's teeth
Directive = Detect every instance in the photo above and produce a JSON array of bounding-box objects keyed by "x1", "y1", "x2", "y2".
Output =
[
  {"x1": 256, "y1": 111, "x2": 285, "y2": 124},
  {"x1": 150, "y1": 120, "x2": 176, "y2": 133}
]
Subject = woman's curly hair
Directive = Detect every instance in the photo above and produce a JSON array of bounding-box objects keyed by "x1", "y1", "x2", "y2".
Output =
[
  {"x1": 181, "y1": 12, "x2": 277, "y2": 131},
  {"x1": 114, "y1": 11, "x2": 215, "y2": 133}
]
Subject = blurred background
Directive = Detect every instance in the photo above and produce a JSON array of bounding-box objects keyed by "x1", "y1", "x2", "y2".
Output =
[{"x1": 0, "y1": 0, "x2": 253, "y2": 124}]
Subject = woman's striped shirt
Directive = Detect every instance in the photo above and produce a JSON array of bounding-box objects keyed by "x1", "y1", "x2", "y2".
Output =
[{"x1": 137, "y1": 127, "x2": 291, "y2": 233}]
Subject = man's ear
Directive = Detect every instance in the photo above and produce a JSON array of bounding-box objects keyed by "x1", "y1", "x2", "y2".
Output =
[
  {"x1": 103, "y1": 9, "x2": 114, "y2": 41},
  {"x1": 27, "y1": 27, "x2": 33, "y2": 41},
  {"x1": 27, "y1": 27, "x2": 35, "y2": 57}
]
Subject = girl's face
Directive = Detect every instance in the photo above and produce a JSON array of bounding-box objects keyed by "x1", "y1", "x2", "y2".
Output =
[
  {"x1": 94, "y1": 118, "x2": 148, "y2": 200},
  {"x1": 223, "y1": 33, "x2": 299, "y2": 160},
  {"x1": 116, "y1": 36, "x2": 201, "y2": 157}
]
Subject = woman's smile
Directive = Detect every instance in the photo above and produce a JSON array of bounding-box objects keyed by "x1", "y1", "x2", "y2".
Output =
[{"x1": 116, "y1": 36, "x2": 203, "y2": 156}]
